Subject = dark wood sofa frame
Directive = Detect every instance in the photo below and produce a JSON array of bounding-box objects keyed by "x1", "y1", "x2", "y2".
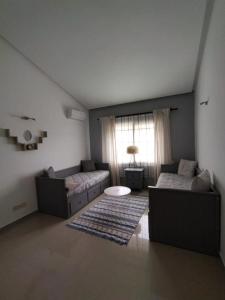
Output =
[
  {"x1": 36, "y1": 162, "x2": 110, "y2": 219},
  {"x1": 148, "y1": 163, "x2": 220, "y2": 256}
]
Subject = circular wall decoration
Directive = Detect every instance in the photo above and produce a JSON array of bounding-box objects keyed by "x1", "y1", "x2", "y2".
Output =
[
  {"x1": 1, "y1": 128, "x2": 47, "y2": 151},
  {"x1": 23, "y1": 130, "x2": 32, "y2": 142}
]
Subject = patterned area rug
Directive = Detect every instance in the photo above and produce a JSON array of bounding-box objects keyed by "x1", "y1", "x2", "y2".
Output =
[{"x1": 68, "y1": 194, "x2": 148, "y2": 245}]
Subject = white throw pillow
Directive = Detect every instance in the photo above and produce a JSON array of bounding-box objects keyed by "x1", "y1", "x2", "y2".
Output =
[
  {"x1": 191, "y1": 169, "x2": 211, "y2": 192},
  {"x1": 178, "y1": 159, "x2": 197, "y2": 178}
]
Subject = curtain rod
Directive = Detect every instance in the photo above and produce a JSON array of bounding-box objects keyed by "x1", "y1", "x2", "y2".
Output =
[{"x1": 97, "y1": 107, "x2": 178, "y2": 120}]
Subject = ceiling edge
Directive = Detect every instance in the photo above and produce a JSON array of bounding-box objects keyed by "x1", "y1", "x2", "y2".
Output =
[
  {"x1": 0, "y1": 33, "x2": 88, "y2": 110},
  {"x1": 89, "y1": 92, "x2": 194, "y2": 112},
  {"x1": 193, "y1": 0, "x2": 216, "y2": 90}
]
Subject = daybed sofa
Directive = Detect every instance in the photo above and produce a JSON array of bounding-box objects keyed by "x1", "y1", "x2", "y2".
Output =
[
  {"x1": 148, "y1": 162, "x2": 220, "y2": 256},
  {"x1": 36, "y1": 162, "x2": 110, "y2": 219}
]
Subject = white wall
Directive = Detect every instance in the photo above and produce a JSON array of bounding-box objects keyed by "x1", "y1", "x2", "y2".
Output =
[
  {"x1": 0, "y1": 37, "x2": 90, "y2": 228},
  {"x1": 195, "y1": 0, "x2": 225, "y2": 263}
]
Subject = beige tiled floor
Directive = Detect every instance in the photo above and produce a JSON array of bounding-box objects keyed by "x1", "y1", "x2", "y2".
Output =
[{"x1": 0, "y1": 194, "x2": 225, "y2": 300}]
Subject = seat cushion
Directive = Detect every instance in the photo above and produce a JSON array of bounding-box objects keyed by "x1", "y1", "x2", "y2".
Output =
[
  {"x1": 156, "y1": 173, "x2": 193, "y2": 190},
  {"x1": 66, "y1": 170, "x2": 110, "y2": 196},
  {"x1": 65, "y1": 177, "x2": 80, "y2": 192}
]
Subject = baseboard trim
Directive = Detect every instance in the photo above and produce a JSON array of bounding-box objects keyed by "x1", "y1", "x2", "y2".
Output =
[
  {"x1": 0, "y1": 210, "x2": 38, "y2": 232},
  {"x1": 220, "y1": 251, "x2": 225, "y2": 267}
]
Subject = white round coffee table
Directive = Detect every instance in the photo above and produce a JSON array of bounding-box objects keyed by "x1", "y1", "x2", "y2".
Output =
[{"x1": 104, "y1": 186, "x2": 131, "y2": 197}]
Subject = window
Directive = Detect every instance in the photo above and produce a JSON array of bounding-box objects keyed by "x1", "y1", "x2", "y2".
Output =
[{"x1": 115, "y1": 113, "x2": 154, "y2": 164}]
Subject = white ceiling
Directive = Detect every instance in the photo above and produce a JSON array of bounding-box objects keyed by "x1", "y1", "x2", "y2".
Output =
[{"x1": 0, "y1": 0, "x2": 206, "y2": 109}]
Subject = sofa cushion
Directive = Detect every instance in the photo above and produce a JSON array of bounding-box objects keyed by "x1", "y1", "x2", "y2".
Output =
[
  {"x1": 156, "y1": 173, "x2": 193, "y2": 190},
  {"x1": 178, "y1": 159, "x2": 197, "y2": 178},
  {"x1": 65, "y1": 177, "x2": 80, "y2": 192},
  {"x1": 66, "y1": 170, "x2": 110, "y2": 196},
  {"x1": 44, "y1": 166, "x2": 56, "y2": 178},
  {"x1": 191, "y1": 170, "x2": 211, "y2": 192},
  {"x1": 81, "y1": 160, "x2": 96, "y2": 172}
]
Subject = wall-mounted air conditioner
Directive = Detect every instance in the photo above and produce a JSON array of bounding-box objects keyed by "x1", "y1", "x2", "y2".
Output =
[{"x1": 67, "y1": 108, "x2": 86, "y2": 121}]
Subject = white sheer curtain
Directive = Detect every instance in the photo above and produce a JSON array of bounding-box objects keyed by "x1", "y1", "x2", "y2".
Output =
[
  {"x1": 153, "y1": 108, "x2": 172, "y2": 179},
  {"x1": 115, "y1": 113, "x2": 155, "y2": 181},
  {"x1": 101, "y1": 109, "x2": 172, "y2": 185},
  {"x1": 101, "y1": 116, "x2": 120, "y2": 185}
]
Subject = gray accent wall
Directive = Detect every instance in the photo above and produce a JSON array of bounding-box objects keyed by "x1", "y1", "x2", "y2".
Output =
[
  {"x1": 89, "y1": 93, "x2": 195, "y2": 162},
  {"x1": 195, "y1": 0, "x2": 225, "y2": 264}
]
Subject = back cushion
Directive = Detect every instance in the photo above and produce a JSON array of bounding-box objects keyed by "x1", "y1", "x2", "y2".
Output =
[
  {"x1": 178, "y1": 159, "x2": 197, "y2": 178},
  {"x1": 191, "y1": 169, "x2": 211, "y2": 192},
  {"x1": 81, "y1": 160, "x2": 96, "y2": 172}
]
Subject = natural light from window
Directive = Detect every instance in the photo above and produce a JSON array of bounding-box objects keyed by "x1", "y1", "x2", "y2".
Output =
[{"x1": 115, "y1": 115, "x2": 154, "y2": 164}]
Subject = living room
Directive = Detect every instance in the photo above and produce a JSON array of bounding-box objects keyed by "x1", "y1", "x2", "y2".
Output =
[{"x1": 0, "y1": 0, "x2": 225, "y2": 299}]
